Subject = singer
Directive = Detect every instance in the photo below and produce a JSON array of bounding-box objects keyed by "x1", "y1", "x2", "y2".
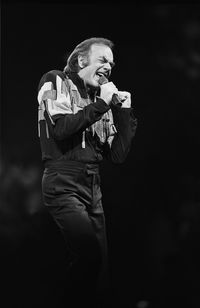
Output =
[{"x1": 37, "y1": 37, "x2": 137, "y2": 307}]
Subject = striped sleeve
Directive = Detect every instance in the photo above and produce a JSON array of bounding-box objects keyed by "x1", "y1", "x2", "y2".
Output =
[{"x1": 37, "y1": 70, "x2": 73, "y2": 116}]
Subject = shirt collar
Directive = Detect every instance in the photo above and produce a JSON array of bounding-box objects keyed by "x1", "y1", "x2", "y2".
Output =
[
  {"x1": 64, "y1": 71, "x2": 88, "y2": 98},
  {"x1": 64, "y1": 71, "x2": 99, "y2": 100}
]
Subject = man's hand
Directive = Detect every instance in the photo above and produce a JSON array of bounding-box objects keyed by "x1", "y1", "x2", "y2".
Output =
[
  {"x1": 118, "y1": 91, "x2": 131, "y2": 108},
  {"x1": 100, "y1": 82, "x2": 118, "y2": 105}
]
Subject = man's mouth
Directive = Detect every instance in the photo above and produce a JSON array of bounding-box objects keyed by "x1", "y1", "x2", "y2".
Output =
[{"x1": 96, "y1": 72, "x2": 108, "y2": 79}]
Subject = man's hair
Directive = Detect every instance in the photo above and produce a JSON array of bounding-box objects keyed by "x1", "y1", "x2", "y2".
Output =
[{"x1": 64, "y1": 37, "x2": 114, "y2": 74}]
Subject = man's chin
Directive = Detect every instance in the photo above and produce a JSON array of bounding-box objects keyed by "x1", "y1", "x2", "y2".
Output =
[{"x1": 86, "y1": 80, "x2": 99, "y2": 90}]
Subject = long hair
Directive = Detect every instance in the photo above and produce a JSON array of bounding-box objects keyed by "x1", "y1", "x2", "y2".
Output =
[{"x1": 64, "y1": 37, "x2": 114, "y2": 74}]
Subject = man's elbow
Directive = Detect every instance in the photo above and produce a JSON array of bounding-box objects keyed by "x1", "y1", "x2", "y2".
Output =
[
  {"x1": 111, "y1": 151, "x2": 129, "y2": 164},
  {"x1": 53, "y1": 128, "x2": 68, "y2": 141}
]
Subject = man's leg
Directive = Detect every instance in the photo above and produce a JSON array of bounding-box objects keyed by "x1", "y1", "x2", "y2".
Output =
[{"x1": 46, "y1": 194, "x2": 105, "y2": 307}]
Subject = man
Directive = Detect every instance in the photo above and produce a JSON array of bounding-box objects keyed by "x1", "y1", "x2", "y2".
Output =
[{"x1": 37, "y1": 37, "x2": 137, "y2": 307}]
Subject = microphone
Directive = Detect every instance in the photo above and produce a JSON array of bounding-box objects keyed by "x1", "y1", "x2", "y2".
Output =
[{"x1": 98, "y1": 75, "x2": 122, "y2": 106}]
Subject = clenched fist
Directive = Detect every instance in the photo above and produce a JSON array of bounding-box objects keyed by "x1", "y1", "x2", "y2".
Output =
[{"x1": 118, "y1": 91, "x2": 131, "y2": 108}]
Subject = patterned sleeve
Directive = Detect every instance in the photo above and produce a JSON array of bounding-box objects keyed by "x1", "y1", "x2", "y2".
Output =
[{"x1": 37, "y1": 70, "x2": 73, "y2": 117}]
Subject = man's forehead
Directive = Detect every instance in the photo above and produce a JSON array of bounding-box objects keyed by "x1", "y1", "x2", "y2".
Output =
[{"x1": 90, "y1": 44, "x2": 113, "y2": 60}]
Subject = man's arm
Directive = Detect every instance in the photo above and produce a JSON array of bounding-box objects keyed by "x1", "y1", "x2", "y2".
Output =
[{"x1": 103, "y1": 94, "x2": 137, "y2": 163}]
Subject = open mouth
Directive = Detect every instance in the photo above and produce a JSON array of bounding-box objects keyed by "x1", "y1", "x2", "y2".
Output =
[{"x1": 96, "y1": 72, "x2": 107, "y2": 79}]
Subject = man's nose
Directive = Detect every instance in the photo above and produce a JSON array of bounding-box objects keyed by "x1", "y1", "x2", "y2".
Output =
[{"x1": 103, "y1": 62, "x2": 111, "y2": 71}]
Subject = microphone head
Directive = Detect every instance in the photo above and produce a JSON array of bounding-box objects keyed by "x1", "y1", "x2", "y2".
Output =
[{"x1": 98, "y1": 75, "x2": 108, "y2": 85}]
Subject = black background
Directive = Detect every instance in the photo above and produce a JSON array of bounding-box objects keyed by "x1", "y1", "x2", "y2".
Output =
[{"x1": 1, "y1": 2, "x2": 200, "y2": 308}]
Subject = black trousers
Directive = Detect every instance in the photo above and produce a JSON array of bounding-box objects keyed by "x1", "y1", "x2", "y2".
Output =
[{"x1": 42, "y1": 160, "x2": 109, "y2": 307}]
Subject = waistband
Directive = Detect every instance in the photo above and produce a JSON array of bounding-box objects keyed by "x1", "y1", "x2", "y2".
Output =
[{"x1": 44, "y1": 160, "x2": 100, "y2": 174}]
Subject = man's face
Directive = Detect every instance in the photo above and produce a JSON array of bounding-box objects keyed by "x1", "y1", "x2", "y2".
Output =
[{"x1": 78, "y1": 44, "x2": 114, "y2": 89}]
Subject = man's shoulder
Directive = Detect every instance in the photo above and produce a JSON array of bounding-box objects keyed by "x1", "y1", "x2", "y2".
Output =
[
  {"x1": 38, "y1": 69, "x2": 66, "y2": 89},
  {"x1": 41, "y1": 69, "x2": 66, "y2": 81}
]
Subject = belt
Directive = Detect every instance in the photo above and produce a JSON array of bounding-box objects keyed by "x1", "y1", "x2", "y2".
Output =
[{"x1": 44, "y1": 160, "x2": 99, "y2": 174}]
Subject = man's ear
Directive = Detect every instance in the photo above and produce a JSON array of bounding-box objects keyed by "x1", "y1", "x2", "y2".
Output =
[{"x1": 78, "y1": 55, "x2": 87, "y2": 68}]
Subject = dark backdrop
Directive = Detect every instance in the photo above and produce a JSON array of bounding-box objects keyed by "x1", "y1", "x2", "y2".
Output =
[{"x1": 1, "y1": 3, "x2": 200, "y2": 308}]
